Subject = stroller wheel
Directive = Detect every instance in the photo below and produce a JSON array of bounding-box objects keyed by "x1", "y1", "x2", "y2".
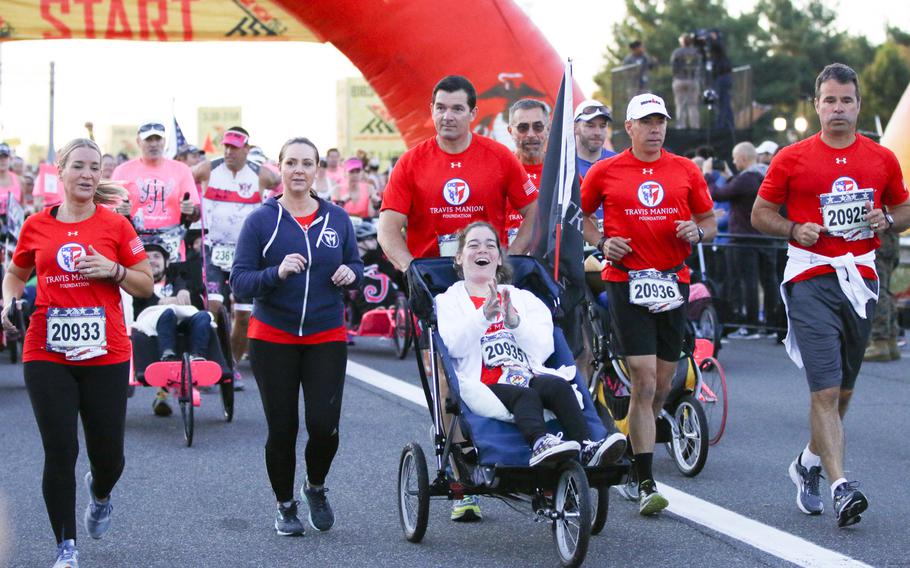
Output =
[
  {"x1": 551, "y1": 460, "x2": 592, "y2": 567},
  {"x1": 398, "y1": 442, "x2": 429, "y2": 543},
  {"x1": 667, "y1": 394, "x2": 709, "y2": 477}
]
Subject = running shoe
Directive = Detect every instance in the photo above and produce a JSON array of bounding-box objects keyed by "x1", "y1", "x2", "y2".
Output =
[
  {"x1": 728, "y1": 327, "x2": 761, "y2": 339},
  {"x1": 833, "y1": 481, "x2": 868, "y2": 528},
  {"x1": 52, "y1": 540, "x2": 78, "y2": 568},
  {"x1": 152, "y1": 389, "x2": 172, "y2": 417},
  {"x1": 83, "y1": 472, "x2": 113, "y2": 539},
  {"x1": 638, "y1": 479, "x2": 669, "y2": 516},
  {"x1": 274, "y1": 501, "x2": 305, "y2": 536},
  {"x1": 450, "y1": 495, "x2": 483, "y2": 522},
  {"x1": 788, "y1": 453, "x2": 824, "y2": 515},
  {"x1": 232, "y1": 369, "x2": 245, "y2": 391},
  {"x1": 301, "y1": 482, "x2": 335, "y2": 531},
  {"x1": 529, "y1": 433, "x2": 581, "y2": 467},
  {"x1": 580, "y1": 432, "x2": 627, "y2": 467}
]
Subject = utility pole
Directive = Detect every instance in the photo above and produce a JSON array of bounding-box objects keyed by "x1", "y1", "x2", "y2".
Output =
[{"x1": 48, "y1": 61, "x2": 55, "y2": 162}]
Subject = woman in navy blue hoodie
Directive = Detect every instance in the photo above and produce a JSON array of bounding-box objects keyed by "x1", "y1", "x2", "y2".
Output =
[{"x1": 230, "y1": 137, "x2": 363, "y2": 537}]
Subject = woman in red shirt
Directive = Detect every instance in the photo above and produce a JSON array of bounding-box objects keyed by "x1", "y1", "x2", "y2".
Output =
[{"x1": 1, "y1": 138, "x2": 153, "y2": 568}]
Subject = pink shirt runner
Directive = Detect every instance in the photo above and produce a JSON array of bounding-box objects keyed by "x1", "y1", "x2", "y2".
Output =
[
  {"x1": 112, "y1": 158, "x2": 200, "y2": 231},
  {"x1": 0, "y1": 172, "x2": 22, "y2": 215}
]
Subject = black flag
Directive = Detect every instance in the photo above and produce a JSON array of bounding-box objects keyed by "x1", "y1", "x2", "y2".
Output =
[{"x1": 531, "y1": 61, "x2": 588, "y2": 355}]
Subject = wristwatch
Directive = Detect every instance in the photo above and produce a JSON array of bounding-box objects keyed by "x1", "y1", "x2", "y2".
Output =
[
  {"x1": 696, "y1": 226, "x2": 705, "y2": 243},
  {"x1": 883, "y1": 205, "x2": 895, "y2": 230},
  {"x1": 596, "y1": 236, "x2": 608, "y2": 252}
]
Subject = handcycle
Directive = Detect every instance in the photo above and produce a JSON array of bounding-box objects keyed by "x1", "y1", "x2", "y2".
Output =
[
  {"x1": 396, "y1": 257, "x2": 628, "y2": 568},
  {"x1": 129, "y1": 304, "x2": 235, "y2": 447}
]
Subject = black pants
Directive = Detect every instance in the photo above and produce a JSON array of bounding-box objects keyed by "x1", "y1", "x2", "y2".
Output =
[
  {"x1": 726, "y1": 239, "x2": 780, "y2": 324},
  {"x1": 24, "y1": 360, "x2": 129, "y2": 544},
  {"x1": 488, "y1": 374, "x2": 591, "y2": 446},
  {"x1": 249, "y1": 339, "x2": 347, "y2": 503}
]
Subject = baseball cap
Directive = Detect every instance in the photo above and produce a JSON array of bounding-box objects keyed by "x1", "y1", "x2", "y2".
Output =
[
  {"x1": 141, "y1": 236, "x2": 170, "y2": 261},
  {"x1": 137, "y1": 121, "x2": 167, "y2": 140},
  {"x1": 222, "y1": 129, "x2": 249, "y2": 148},
  {"x1": 0, "y1": 143, "x2": 10, "y2": 156},
  {"x1": 574, "y1": 99, "x2": 612, "y2": 122},
  {"x1": 345, "y1": 158, "x2": 363, "y2": 172},
  {"x1": 626, "y1": 93, "x2": 672, "y2": 121},
  {"x1": 176, "y1": 144, "x2": 202, "y2": 157},
  {"x1": 755, "y1": 140, "x2": 779, "y2": 155}
]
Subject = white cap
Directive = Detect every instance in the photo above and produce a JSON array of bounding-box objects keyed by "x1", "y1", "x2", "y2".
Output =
[
  {"x1": 755, "y1": 140, "x2": 779, "y2": 155},
  {"x1": 574, "y1": 99, "x2": 612, "y2": 122},
  {"x1": 626, "y1": 93, "x2": 671, "y2": 121},
  {"x1": 137, "y1": 121, "x2": 167, "y2": 140}
]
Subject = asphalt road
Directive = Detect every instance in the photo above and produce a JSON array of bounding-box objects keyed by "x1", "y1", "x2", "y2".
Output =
[{"x1": 0, "y1": 334, "x2": 908, "y2": 568}]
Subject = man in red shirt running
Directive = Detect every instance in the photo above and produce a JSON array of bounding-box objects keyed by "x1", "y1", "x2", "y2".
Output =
[
  {"x1": 506, "y1": 98, "x2": 550, "y2": 245},
  {"x1": 581, "y1": 93, "x2": 716, "y2": 515},
  {"x1": 752, "y1": 63, "x2": 910, "y2": 528},
  {"x1": 378, "y1": 75, "x2": 538, "y2": 270}
]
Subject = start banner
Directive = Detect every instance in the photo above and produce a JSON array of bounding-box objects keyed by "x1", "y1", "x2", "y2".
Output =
[{"x1": 0, "y1": 0, "x2": 317, "y2": 42}]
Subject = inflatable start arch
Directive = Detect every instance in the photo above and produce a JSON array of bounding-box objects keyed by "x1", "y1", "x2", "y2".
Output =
[{"x1": 1, "y1": 0, "x2": 584, "y2": 148}]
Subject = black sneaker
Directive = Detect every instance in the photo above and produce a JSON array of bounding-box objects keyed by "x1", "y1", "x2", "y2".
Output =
[
  {"x1": 833, "y1": 481, "x2": 868, "y2": 528},
  {"x1": 302, "y1": 482, "x2": 335, "y2": 531},
  {"x1": 274, "y1": 501, "x2": 305, "y2": 536},
  {"x1": 788, "y1": 453, "x2": 824, "y2": 515},
  {"x1": 160, "y1": 350, "x2": 178, "y2": 362},
  {"x1": 638, "y1": 479, "x2": 669, "y2": 516}
]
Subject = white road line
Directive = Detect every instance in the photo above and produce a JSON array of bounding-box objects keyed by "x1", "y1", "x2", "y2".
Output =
[{"x1": 346, "y1": 362, "x2": 871, "y2": 568}]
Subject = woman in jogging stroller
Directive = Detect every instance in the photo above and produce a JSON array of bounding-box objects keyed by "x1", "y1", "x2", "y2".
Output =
[
  {"x1": 437, "y1": 222, "x2": 626, "y2": 468},
  {"x1": 397, "y1": 221, "x2": 628, "y2": 568}
]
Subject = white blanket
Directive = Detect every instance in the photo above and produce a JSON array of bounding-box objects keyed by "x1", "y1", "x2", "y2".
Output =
[{"x1": 132, "y1": 305, "x2": 215, "y2": 337}]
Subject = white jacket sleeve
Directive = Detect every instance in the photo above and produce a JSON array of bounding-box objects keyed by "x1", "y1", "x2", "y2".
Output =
[
  {"x1": 436, "y1": 287, "x2": 493, "y2": 358},
  {"x1": 508, "y1": 287, "x2": 555, "y2": 365}
]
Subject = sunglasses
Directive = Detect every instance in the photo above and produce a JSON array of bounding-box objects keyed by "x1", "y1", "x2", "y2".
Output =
[
  {"x1": 138, "y1": 123, "x2": 165, "y2": 134},
  {"x1": 515, "y1": 121, "x2": 546, "y2": 134},
  {"x1": 579, "y1": 105, "x2": 610, "y2": 117}
]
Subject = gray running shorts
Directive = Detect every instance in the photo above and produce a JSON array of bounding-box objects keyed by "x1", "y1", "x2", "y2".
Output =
[{"x1": 785, "y1": 274, "x2": 877, "y2": 392}]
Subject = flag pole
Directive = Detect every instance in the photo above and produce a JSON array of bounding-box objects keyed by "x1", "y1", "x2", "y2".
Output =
[{"x1": 552, "y1": 58, "x2": 574, "y2": 282}]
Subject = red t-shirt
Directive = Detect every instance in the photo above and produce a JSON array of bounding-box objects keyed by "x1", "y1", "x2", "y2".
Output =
[
  {"x1": 381, "y1": 135, "x2": 538, "y2": 257},
  {"x1": 506, "y1": 161, "x2": 543, "y2": 232},
  {"x1": 13, "y1": 206, "x2": 147, "y2": 365},
  {"x1": 296, "y1": 211, "x2": 318, "y2": 229},
  {"x1": 758, "y1": 133, "x2": 908, "y2": 282},
  {"x1": 581, "y1": 149, "x2": 714, "y2": 283},
  {"x1": 247, "y1": 317, "x2": 347, "y2": 345},
  {"x1": 470, "y1": 295, "x2": 507, "y2": 385}
]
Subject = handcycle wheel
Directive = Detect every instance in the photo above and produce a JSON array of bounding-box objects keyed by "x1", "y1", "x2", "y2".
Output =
[
  {"x1": 552, "y1": 460, "x2": 592, "y2": 568},
  {"x1": 666, "y1": 394, "x2": 708, "y2": 477},
  {"x1": 392, "y1": 293, "x2": 412, "y2": 360},
  {"x1": 397, "y1": 442, "x2": 429, "y2": 543},
  {"x1": 590, "y1": 486, "x2": 609, "y2": 536},
  {"x1": 215, "y1": 306, "x2": 235, "y2": 422},
  {"x1": 697, "y1": 304, "x2": 722, "y2": 357},
  {"x1": 698, "y1": 356, "x2": 728, "y2": 445},
  {"x1": 180, "y1": 352, "x2": 194, "y2": 447}
]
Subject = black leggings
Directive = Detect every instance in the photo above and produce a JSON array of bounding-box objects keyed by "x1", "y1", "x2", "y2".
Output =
[
  {"x1": 488, "y1": 374, "x2": 591, "y2": 446},
  {"x1": 23, "y1": 360, "x2": 130, "y2": 544},
  {"x1": 249, "y1": 339, "x2": 347, "y2": 503}
]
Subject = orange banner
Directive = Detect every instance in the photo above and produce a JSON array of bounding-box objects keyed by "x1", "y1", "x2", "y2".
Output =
[{"x1": 0, "y1": 0, "x2": 317, "y2": 42}]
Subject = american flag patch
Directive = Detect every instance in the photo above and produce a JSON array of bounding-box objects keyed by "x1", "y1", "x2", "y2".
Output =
[
  {"x1": 523, "y1": 178, "x2": 537, "y2": 196},
  {"x1": 129, "y1": 237, "x2": 144, "y2": 255}
]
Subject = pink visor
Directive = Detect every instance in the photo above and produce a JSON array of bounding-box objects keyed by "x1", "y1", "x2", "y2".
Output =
[{"x1": 222, "y1": 130, "x2": 249, "y2": 148}]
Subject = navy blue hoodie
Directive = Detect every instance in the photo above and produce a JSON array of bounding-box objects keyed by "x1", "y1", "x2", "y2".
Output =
[{"x1": 230, "y1": 196, "x2": 363, "y2": 337}]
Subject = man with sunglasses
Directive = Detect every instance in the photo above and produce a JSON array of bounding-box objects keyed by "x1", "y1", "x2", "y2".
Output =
[
  {"x1": 193, "y1": 126, "x2": 281, "y2": 390},
  {"x1": 112, "y1": 121, "x2": 201, "y2": 258},
  {"x1": 506, "y1": 98, "x2": 550, "y2": 245}
]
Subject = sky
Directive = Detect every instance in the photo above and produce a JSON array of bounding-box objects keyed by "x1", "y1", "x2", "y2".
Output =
[{"x1": 0, "y1": 0, "x2": 907, "y2": 162}]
